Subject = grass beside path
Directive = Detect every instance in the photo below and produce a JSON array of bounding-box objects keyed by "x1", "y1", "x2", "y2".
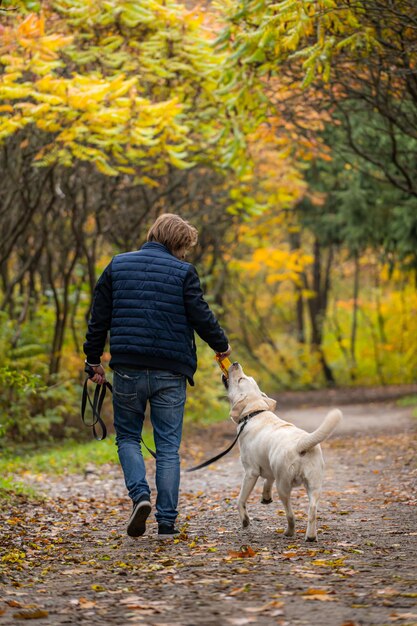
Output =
[
  {"x1": 0, "y1": 402, "x2": 228, "y2": 500},
  {"x1": 397, "y1": 394, "x2": 417, "y2": 414},
  {"x1": 0, "y1": 431, "x2": 154, "y2": 499}
]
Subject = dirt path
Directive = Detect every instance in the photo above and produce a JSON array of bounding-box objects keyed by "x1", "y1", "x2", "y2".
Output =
[{"x1": 1, "y1": 401, "x2": 416, "y2": 625}]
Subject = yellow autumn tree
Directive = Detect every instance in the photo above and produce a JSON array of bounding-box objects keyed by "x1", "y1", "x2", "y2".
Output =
[{"x1": 0, "y1": 0, "x2": 255, "y2": 184}]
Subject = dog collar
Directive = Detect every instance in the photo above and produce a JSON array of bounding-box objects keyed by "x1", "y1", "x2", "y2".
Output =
[{"x1": 238, "y1": 409, "x2": 267, "y2": 425}]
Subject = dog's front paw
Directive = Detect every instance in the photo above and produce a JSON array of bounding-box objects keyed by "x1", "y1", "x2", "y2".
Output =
[
  {"x1": 261, "y1": 497, "x2": 273, "y2": 505},
  {"x1": 242, "y1": 515, "x2": 250, "y2": 528},
  {"x1": 305, "y1": 535, "x2": 317, "y2": 542}
]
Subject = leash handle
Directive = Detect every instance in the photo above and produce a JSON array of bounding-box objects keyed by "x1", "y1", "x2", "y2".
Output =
[
  {"x1": 81, "y1": 377, "x2": 109, "y2": 440},
  {"x1": 81, "y1": 368, "x2": 156, "y2": 457},
  {"x1": 84, "y1": 363, "x2": 96, "y2": 379}
]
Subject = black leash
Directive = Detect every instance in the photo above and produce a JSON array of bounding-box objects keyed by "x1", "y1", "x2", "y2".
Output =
[
  {"x1": 81, "y1": 365, "x2": 157, "y2": 458},
  {"x1": 81, "y1": 375, "x2": 111, "y2": 441},
  {"x1": 81, "y1": 366, "x2": 265, "y2": 469},
  {"x1": 185, "y1": 410, "x2": 266, "y2": 473}
]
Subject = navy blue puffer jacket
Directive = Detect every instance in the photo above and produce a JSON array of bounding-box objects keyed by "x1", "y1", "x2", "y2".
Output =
[{"x1": 83, "y1": 242, "x2": 229, "y2": 384}]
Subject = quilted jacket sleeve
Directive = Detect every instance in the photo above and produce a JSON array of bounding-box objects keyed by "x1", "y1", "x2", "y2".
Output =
[
  {"x1": 183, "y1": 265, "x2": 229, "y2": 353},
  {"x1": 83, "y1": 262, "x2": 113, "y2": 364}
]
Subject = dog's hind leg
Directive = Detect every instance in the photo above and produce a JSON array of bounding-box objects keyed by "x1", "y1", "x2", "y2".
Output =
[
  {"x1": 238, "y1": 472, "x2": 258, "y2": 528},
  {"x1": 277, "y1": 485, "x2": 295, "y2": 537},
  {"x1": 261, "y1": 478, "x2": 273, "y2": 504},
  {"x1": 305, "y1": 486, "x2": 321, "y2": 542}
]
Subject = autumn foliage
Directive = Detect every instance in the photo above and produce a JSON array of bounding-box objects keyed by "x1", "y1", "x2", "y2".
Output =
[{"x1": 0, "y1": 1, "x2": 253, "y2": 179}]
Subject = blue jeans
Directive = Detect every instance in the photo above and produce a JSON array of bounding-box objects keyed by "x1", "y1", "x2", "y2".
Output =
[{"x1": 112, "y1": 367, "x2": 186, "y2": 526}]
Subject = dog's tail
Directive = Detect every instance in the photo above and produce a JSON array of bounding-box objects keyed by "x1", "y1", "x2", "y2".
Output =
[{"x1": 296, "y1": 409, "x2": 342, "y2": 454}]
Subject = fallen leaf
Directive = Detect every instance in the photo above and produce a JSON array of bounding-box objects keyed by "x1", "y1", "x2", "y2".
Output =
[
  {"x1": 128, "y1": 607, "x2": 161, "y2": 615},
  {"x1": 120, "y1": 596, "x2": 144, "y2": 605},
  {"x1": 228, "y1": 545, "x2": 256, "y2": 558},
  {"x1": 119, "y1": 597, "x2": 162, "y2": 613},
  {"x1": 311, "y1": 558, "x2": 346, "y2": 567},
  {"x1": 62, "y1": 569, "x2": 83, "y2": 576},
  {"x1": 228, "y1": 585, "x2": 251, "y2": 596},
  {"x1": 281, "y1": 551, "x2": 298, "y2": 559},
  {"x1": 301, "y1": 588, "x2": 335, "y2": 602},
  {"x1": 244, "y1": 601, "x2": 284, "y2": 613},
  {"x1": 12, "y1": 608, "x2": 49, "y2": 619},
  {"x1": 390, "y1": 612, "x2": 417, "y2": 622},
  {"x1": 78, "y1": 599, "x2": 96, "y2": 609},
  {"x1": 2, "y1": 551, "x2": 26, "y2": 563},
  {"x1": 376, "y1": 588, "x2": 400, "y2": 597}
]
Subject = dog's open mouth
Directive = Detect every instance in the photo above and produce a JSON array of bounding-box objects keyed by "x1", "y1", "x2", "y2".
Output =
[{"x1": 222, "y1": 374, "x2": 229, "y2": 389}]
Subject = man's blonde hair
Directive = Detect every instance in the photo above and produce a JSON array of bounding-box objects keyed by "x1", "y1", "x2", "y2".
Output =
[{"x1": 147, "y1": 213, "x2": 198, "y2": 252}]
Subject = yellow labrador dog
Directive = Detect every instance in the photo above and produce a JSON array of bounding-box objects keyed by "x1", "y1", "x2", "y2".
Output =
[{"x1": 227, "y1": 362, "x2": 342, "y2": 541}]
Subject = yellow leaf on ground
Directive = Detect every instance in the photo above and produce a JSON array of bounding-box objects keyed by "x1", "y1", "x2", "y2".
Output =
[{"x1": 301, "y1": 588, "x2": 335, "y2": 602}]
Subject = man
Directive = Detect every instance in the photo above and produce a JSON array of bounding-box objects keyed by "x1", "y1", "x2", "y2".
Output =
[{"x1": 84, "y1": 213, "x2": 231, "y2": 538}]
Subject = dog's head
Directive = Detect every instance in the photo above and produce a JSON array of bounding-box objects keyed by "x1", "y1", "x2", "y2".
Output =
[{"x1": 227, "y1": 362, "x2": 277, "y2": 423}]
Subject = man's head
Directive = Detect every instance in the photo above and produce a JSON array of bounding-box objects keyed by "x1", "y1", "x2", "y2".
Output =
[{"x1": 147, "y1": 214, "x2": 198, "y2": 259}]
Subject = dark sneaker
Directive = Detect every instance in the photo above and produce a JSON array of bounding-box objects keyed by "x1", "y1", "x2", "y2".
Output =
[
  {"x1": 127, "y1": 498, "x2": 152, "y2": 537},
  {"x1": 158, "y1": 524, "x2": 180, "y2": 539}
]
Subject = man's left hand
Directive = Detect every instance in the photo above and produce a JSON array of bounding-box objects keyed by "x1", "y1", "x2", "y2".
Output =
[{"x1": 90, "y1": 364, "x2": 106, "y2": 385}]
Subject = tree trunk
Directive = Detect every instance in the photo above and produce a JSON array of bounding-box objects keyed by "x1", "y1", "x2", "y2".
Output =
[
  {"x1": 289, "y1": 231, "x2": 305, "y2": 343},
  {"x1": 303, "y1": 238, "x2": 335, "y2": 386},
  {"x1": 295, "y1": 288, "x2": 305, "y2": 344},
  {"x1": 350, "y1": 252, "x2": 360, "y2": 367}
]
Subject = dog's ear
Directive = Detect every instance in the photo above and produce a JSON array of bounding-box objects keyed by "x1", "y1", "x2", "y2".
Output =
[
  {"x1": 230, "y1": 394, "x2": 246, "y2": 422},
  {"x1": 261, "y1": 392, "x2": 277, "y2": 412}
]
